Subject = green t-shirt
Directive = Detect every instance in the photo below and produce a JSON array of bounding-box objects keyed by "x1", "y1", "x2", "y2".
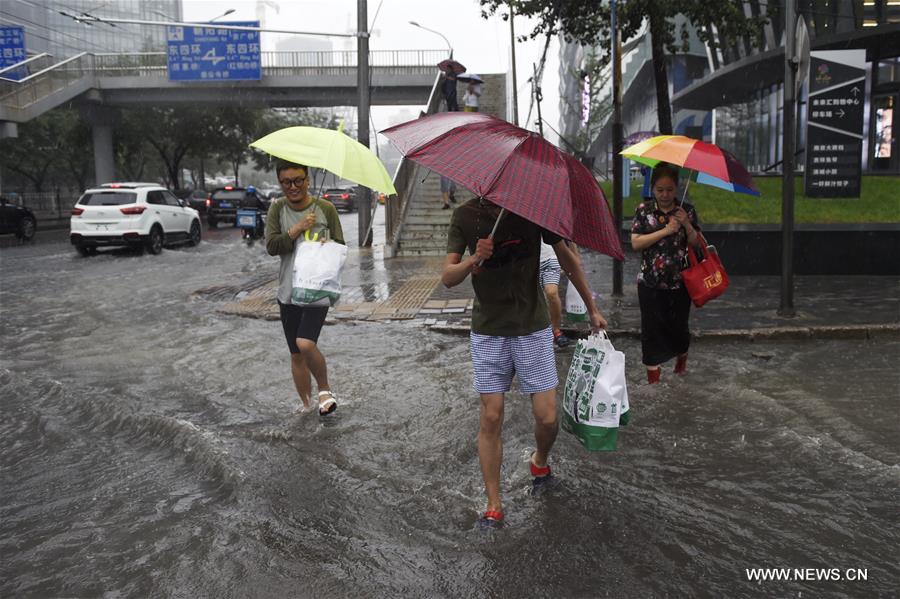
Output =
[
  {"x1": 265, "y1": 196, "x2": 345, "y2": 304},
  {"x1": 446, "y1": 198, "x2": 562, "y2": 336}
]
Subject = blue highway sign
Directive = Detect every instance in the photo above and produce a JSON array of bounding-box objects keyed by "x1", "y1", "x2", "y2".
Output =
[{"x1": 166, "y1": 21, "x2": 261, "y2": 82}]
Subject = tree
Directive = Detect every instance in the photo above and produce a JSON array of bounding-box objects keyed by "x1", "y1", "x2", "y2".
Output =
[
  {"x1": 213, "y1": 106, "x2": 265, "y2": 185},
  {"x1": 59, "y1": 111, "x2": 93, "y2": 191},
  {"x1": 481, "y1": 0, "x2": 774, "y2": 134},
  {"x1": 559, "y1": 48, "x2": 612, "y2": 155},
  {"x1": 119, "y1": 107, "x2": 220, "y2": 188},
  {"x1": 0, "y1": 110, "x2": 67, "y2": 192}
]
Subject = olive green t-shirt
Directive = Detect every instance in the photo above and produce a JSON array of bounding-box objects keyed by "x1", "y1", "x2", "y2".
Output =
[
  {"x1": 446, "y1": 198, "x2": 562, "y2": 336},
  {"x1": 265, "y1": 196, "x2": 345, "y2": 304}
]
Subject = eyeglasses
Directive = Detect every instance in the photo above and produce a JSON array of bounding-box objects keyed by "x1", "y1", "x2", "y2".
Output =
[{"x1": 279, "y1": 176, "x2": 307, "y2": 189}]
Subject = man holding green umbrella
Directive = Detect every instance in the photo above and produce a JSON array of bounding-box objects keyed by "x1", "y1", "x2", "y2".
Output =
[
  {"x1": 265, "y1": 160, "x2": 345, "y2": 416},
  {"x1": 252, "y1": 125, "x2": 396, "y2": 416}
]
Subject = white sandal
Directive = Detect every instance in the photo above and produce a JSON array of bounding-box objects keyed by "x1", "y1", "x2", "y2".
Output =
[{"x1": 317, "y1": 390, "x2": 337, "y2": 416}]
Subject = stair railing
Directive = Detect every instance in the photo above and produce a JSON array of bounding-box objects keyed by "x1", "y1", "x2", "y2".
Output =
[
  {"x1": 386, "y1": 71, "x2": 443, "y2": 255},
  {"x1": 0, "y1": 52, "x2": 92, "y2": 111}
]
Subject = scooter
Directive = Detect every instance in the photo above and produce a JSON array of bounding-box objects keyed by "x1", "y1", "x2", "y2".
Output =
[{"x1": 236, "y1": 208, "x2": 266, "y2": 246}]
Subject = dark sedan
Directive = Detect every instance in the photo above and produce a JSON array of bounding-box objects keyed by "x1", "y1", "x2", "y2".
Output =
[
  {"x1": 0, "y1": 196, "x2": 37, "y2": 241},
  {"x1": 321, "y1": 187, "x2": 357, "y2": 212},
  {"x1": 174, "y1": 189, "x2": 211, "y2": 214},
  {"x1": 206, "y1": 186, "x2": 269, "y2": 228}
]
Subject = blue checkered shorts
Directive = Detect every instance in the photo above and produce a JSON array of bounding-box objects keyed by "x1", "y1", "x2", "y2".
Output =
[
  {"x1": 470, "y1": 327, "x2": 558, "y2": 394},
  {"x1": 539, "y1": 257, "x2": 561, "y2": 286}
]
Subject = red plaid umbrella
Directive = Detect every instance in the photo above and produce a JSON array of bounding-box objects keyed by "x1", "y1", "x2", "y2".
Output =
[
  {"x1": 380, "y1": 112, "x2": 624, "y2": 260},
  {"x1": 437, "y1": 59, "x2": 466, "y2": 75}
]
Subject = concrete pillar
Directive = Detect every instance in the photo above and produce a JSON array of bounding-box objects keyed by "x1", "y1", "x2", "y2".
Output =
[
  {"x1": 79, "y1": 105, "x2": 117, "y2": 185},
  {"x1": 0, "y1": 121, "x2": 18, "y2": 139}
]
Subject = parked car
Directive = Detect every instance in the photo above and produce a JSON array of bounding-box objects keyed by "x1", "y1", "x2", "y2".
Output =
[
  {"x1": 206, "y1": 186, "x2": 269, "y2": 228},
  {"x1": 69, "y1": 182, "x2": 202, "y2": 256},
  {"x1": 0, "y1": 196, "x2": 37, "y2": 241},
  {"x1": 321, "y1": 187, "x2": 357, "y2": 212},
  {"x1": 174, "y1": 188, "x2": 211, "y2": 214}
]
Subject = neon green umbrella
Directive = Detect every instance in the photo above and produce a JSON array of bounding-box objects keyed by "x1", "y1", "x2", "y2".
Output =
[{"x1": 250, "y1": 126, "x2": 397, "y2": 195}]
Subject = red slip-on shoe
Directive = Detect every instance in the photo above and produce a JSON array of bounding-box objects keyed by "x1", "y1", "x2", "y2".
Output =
[
  {"x1": 674, "y1": 354, "x2": 688, "y2": 374},
  {"x1": 477, "y1": 510, "x2": 504, "y2": 529},
  {"x1": 529, "y1": 453, "x2": 551, "y2": 478}
]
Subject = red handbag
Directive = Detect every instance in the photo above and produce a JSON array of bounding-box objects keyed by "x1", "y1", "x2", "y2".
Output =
[{"x1": 681, "y1": 233, "x2": 729, "y2": 307}]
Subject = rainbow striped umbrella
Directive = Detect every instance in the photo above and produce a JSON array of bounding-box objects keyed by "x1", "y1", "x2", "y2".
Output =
[{"x1": 621, "y1": 135, "x2": 760, "y2": 197}]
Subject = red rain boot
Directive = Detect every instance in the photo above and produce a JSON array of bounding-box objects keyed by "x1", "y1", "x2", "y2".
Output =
[
  {"x1": 674, "y1": 354, "x2": 688, "y2": 375},
  {"x1": 647, "y1": 368, "x2": 661, "y2": 384}
]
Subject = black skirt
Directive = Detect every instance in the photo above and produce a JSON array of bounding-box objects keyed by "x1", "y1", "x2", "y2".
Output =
[{"x1": 637, "y1": 283, "x2": 692, "y2": 366}]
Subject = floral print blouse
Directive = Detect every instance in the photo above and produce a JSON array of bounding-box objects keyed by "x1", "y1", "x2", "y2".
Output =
[{"x1": 631, "y1": 199, "x2": 701, "y2": 289}]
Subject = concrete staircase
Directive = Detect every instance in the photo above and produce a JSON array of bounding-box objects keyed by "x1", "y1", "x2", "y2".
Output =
[
  {"x1": 391, "y1": 72, "x2": 507, "y2": 257},
  {"x1": 395, "y1": 170, "x2": 456, "y2": 256}
]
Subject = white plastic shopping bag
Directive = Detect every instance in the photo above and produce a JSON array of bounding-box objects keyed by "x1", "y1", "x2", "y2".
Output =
[
  {"x1": 562, "y1": 331, "x2": 630, "y2": 451},
  {"x1": 565, "y1": 284, "x2": 588, "y2": 322},
  {"x1": 291, "y1": 240, "x2": 348, "y2": 306}
]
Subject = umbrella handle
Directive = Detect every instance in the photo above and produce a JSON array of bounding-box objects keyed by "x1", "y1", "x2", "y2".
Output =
[
  {"x1": 476, "y1": 207, "x2": 505, "y2": 267},
  {"x1": 680, "y1": 170, "x2": 692, "y2": 207}
]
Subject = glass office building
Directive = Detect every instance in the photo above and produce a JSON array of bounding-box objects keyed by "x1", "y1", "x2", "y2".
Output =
[{"x1": 1, "y1": 0, "x2": 181, "y2": 58}]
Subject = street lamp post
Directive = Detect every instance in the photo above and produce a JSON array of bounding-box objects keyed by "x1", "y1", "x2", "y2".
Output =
[
  {"x1": 209, "y1": 9, "x2": 236, "y2": 22},
  {"x1": 408, "y1": 21, "x2": 453, "y2": 58},
  {"x1": 358, "y1": 0, "x2": 373, "y2": 247}
]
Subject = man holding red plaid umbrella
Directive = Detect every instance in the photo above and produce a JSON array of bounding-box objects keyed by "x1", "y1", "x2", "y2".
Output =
[{"x1": 442, "y1": 197, "x2": 606, "y2": 528}]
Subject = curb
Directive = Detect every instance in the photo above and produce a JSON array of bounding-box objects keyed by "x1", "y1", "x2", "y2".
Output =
[{"x1": 429, "y1": 322, "x2": 900, "y2": 340}]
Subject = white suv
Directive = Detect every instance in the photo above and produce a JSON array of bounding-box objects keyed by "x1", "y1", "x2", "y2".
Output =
[{"x1": 70, "y1": 183, "x2": 202, "y2": 256}]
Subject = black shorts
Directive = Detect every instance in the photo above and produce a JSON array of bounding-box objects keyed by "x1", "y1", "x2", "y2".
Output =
[{"x1": 278, "y1": 301, "x2": 329, "y2": 353}]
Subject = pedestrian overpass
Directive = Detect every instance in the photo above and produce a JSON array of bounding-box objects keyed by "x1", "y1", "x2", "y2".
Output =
[{"x1": 0, "y1": 49, "x2": 443, "y2": 182}]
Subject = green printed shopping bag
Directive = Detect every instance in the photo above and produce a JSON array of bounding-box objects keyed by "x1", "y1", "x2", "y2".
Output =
[{"x1": 562, "y1": 332, "x2": 630, "y2": 451}]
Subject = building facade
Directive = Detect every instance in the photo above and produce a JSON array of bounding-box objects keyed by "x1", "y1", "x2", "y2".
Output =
[
  {"x1": 1, "y1": 0, "x2": 181, "y2": 58},
  {"x1": 559, "y1": 0, "x2": 900, "y2": 175}
]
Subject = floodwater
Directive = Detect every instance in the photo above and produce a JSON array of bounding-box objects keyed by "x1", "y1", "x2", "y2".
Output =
[{"x1": 1, "y1": 223, "x2": 898, "y2": 598}]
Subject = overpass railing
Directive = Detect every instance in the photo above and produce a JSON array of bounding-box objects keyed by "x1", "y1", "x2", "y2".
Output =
[{"x1": 1, "y1": 49, "x2": 447, "y2": 112}]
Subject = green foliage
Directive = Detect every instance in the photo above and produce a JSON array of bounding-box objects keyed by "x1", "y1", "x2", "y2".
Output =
[
  {"x1": 482, "y1": 1, "x2": 774, "y2": 135},
  {"x1": 600, "y1": 176, "x2": 900, "y2": 224},
  {"x1": 561, "y1": 49, "x2": 612, "y2": 155},
  {"x1": 1, "y1": 105, "x2": 344, "y2": 193},
  {"x1": 481, "y1": 0, "x2": 774, "y2": 62},
  {"x1": 0, "y1": 108, "x2": 88, "y2": 192}
]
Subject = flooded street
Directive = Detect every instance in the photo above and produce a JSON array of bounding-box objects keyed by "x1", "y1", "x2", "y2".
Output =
[{"x1": 1, "y1": 223, "x2": 898, "y2": 598}]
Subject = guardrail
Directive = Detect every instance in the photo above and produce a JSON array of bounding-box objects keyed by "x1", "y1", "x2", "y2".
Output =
[
  {"x1": 386, "y1": 71, "x2": 444, "y2": 253},
  {"x1": 0, "y1": 49, "x2": 447, "y2": 113},
  {"x1": 0, "y1": 53, "x2": 94, "y2": 112}
]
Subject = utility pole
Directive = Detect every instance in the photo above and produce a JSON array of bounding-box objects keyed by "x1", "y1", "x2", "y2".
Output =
[
  {"x1": 357, "y1": 0, "x2": 372, "y2": 247},
  {"x1": 610, "y1": 0, "x2": 624, "y2": 296},
  {"x1": 509, "y1": 2, "x2": 519, "y2": 125},
  {"x1": 533, "y1": 63, "x2": 544, "y2": 136},
  {"x1": 780, "y1": 0, "x2": 797, "y2": 316}
]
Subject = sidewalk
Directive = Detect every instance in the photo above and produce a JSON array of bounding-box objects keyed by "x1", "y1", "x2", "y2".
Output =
[{"x1": 206, "y1": 245, "x2": 900, "y2": 340}]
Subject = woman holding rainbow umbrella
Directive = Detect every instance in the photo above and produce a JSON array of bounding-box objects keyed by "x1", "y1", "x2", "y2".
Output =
[{"x1": 622, "y1": 135, "x2": 759, "y2": 384}]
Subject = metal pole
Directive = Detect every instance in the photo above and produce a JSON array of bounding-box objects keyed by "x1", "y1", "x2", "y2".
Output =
[
  {"x1": 611, "y1": 0, "x2": 624, "y2": 296},
  {"x1": 357, "y1": 0, "x2": 372, "y2": 247},
  {"x1": 509, "y1": 3, "x2": 519, "y2": 125},
  {"x1": 533, "y1": 63, "x2": 544, "y2": 136},
  {"x1": 780, "y1": 0, "x2": 796, "y2": 316}
]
